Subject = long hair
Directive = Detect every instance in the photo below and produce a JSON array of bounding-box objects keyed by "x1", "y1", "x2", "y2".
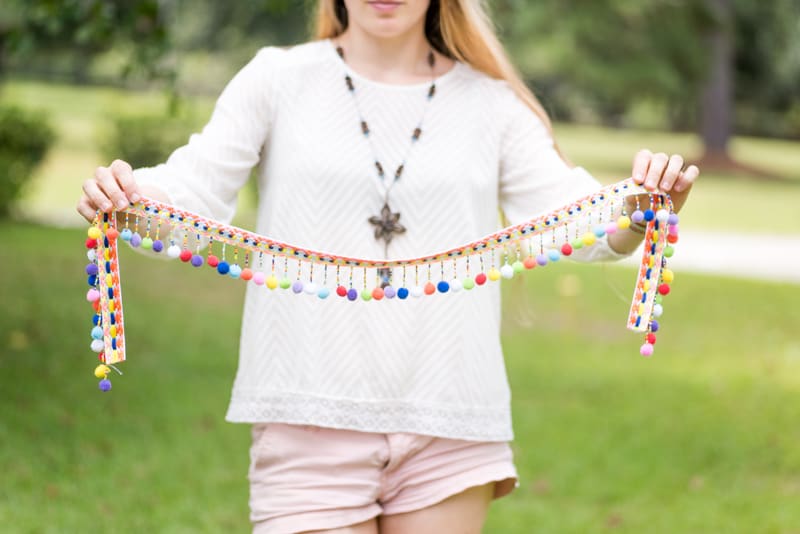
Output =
[{"x1": 314, "y1": 0, "x2": 558, "y2": 141}]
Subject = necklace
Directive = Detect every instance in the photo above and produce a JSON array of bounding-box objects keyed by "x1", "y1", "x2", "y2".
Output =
[{"x1": 335, "y1": 44, "x2": 437, "y2": 272}]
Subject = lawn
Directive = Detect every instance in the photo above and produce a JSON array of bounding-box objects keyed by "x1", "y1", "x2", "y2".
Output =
[
  {"x1": 3, "y1": 80, "x2": 800, "y2": 234},
  {"x1": 1, "y1": 222, "x2": 799, "y2": 533}
]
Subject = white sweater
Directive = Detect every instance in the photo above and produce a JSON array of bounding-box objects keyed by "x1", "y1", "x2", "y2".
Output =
[{"x1": 134, "y1": 39, "x2": 627, "y2": 441}]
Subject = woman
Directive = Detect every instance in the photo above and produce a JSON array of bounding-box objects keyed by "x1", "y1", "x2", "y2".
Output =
[{"x1": 77, "y1": 0, "x2": 699, "y2": 532}]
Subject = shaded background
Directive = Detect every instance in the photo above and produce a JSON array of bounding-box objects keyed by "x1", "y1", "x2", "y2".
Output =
[{"x1": 1, "y1": 1, "x2": 799, "y2": 532}]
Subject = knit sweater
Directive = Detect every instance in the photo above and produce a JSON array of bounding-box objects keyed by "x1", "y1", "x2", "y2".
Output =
[{"x1": 134, "y1": 39, "x2": 628, "y2": 441}]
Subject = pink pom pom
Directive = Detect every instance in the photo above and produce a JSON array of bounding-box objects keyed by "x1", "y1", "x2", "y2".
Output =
[
  {"x1": 252, "y1": 272, "x2": 266, "y2": 286},
  {"x1": 605, "y1": 222, "x2": 618, "y2": 235},
  {"x1": 640, "y1": 343, "x2": 654, "y2": 357},
  {"x1": 86, "y1": 288, "x2": 101, "y2": 302},
  {"x1": 668, "y1": 225, "x2": 679, "y2": 236}
]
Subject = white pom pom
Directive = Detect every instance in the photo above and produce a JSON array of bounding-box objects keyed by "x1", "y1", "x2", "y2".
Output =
[
  {"x1": 303, "y1": 282, "x2": 317, "y2": 295},
  {"x1": 656, "y1": 209, "x2": 670, "y2": 223},
  {"x1": 652, "y1": 304, "x2": 664, "y2": 318},
  {"x1": 410, "y1": 286, "x2": 423, "y2": 298},
  {"x1": 90, "y1": 339, "x2": 104, "y2": 353},
  {"x1": 500, "y1": 264, "x2": 514, "y2": 279},
  {"x1": 167, "y1": 245, "x2": 181, "y2": 258},
  {"x1": 449, "y1": 279, "x2": 463, "y2": 292},
  {"x1": 87, "y1": 249, "x2": 97, "y2": 261}
]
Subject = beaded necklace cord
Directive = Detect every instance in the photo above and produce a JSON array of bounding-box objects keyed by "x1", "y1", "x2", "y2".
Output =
[
  {"x1": 336, "y1": 43, "x2": 438, "y2": 282},
  {"x1": 84, "y1": 178, "x2": 679, "y2": 391}
]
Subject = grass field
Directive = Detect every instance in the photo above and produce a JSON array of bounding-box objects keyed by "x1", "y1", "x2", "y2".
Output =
[
  {"x1": 3, "y1": 80, "x2": 800, "y2": 234},
  {"x1": 1, "y1": 222, "x2": 799, "y2": 533}
]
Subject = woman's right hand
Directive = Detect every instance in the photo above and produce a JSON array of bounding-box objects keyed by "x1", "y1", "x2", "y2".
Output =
[{"x1": 77, "y1": 159, "x2": 141, "y2": 223}]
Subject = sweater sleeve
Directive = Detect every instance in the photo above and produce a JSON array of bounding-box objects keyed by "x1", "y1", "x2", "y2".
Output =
[
  {"x1": 132, "y1": 47, "x2": 279, "y2": 224},
  {"x1": 497, "y1": 86, "x2": 629, "y2": 262}
]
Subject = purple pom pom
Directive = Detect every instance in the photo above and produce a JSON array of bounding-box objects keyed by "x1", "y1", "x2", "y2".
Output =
[
  {"x1": 667, "y1": 213, "x2": 679, "y2": 225},
  {"x1": 99, "y1": 378, "x2": 112, "y2": 392},
  {"x1": 130, "y1": 233, "x2": 142, "y2": 247},
  {"x1": 86, "y1": 263, "x2": 98, "y2": 276},
  {"x1": 347, "y1": 288, "x2": 358, "y2": 301},
  {"x1": 292, "y1": 281, "x2": 304, "y2": 293},
  {"x1": 152, "y1": 240, "x2": 164, "y2": 252},
  {"x1": 383, "y1": 286, "x2": 396, "y2": 299},
  {"x1": 631, "y1": 210, "x2": 645, "y2": 223},
  {"x1": 650, "y1": 320, "x2": 659, "y2": 332},
  {"x1": 191, "y1": 254, "x2": 204, "y2": 267}
]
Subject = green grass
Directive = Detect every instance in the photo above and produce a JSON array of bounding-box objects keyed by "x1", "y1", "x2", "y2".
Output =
[
  {"x1": 3, "y1": 80, "x2": 800, "y2": 233},
  {"x1": 2, "y1": 222, "x2": 799, "y2": 532}
]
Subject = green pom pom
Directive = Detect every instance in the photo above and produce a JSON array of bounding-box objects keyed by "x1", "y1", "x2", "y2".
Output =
[
  {"x1": 512, "y1": 261, "x2": 524, "y2": 273},
  {"x1": 664, "y1": 245, "x2": 674, "y2": 258},
  {"x1": 361, "y1": 289, "x2": 372, "y2": 301},
  {"x1": 463, "y1": 278, "x2": 475, "y2": 290},
  {"x1": 279, "y1": 277, "x2": 291, "y2": 289}
]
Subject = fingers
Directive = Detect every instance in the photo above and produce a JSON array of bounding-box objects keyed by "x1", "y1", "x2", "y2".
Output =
[
  {"x1": 631, "y1": 149, "x2": 652, "y2": 184},
  {"x1": 95, "y1": 165, "x2": 129, "y2": 210},
  {"x1": 76, "y1": 195, "x2": 97, "y2": 223},
  {"x1": 77, "y1": 160, "x2": 138, "y2": 221},
  {"x1": 674, "y1": 164, "x2": 699, "y2": 193},
  {"x1": 110, "y1": 159, "x2": 141, "y2": 203},
  {"x1": 644, "y1": 152, "x2": 669, "y2": 191}
]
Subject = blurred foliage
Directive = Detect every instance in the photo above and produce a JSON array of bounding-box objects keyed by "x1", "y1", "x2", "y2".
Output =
[
  {"x1": 99, "y1": 114, "x2": 196, "y2": 169},
  {"x1": 0, "y1": 105, "x2": 55, "y2": 217},
  {"x1": 493, "y1": 0, "x2": 800, "y2": 138},
  {"x1": 1, "y1": 0, "x2": 798, "y2": 140}
]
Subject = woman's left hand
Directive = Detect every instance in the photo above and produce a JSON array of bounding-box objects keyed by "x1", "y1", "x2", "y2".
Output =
[{"x1": 630, "y1": 149, "x2": 699, "y2": 214}]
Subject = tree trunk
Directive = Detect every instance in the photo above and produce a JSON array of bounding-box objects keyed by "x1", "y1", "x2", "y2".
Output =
[{"x1": 699, "y1": 0, "x2": 734, "y2": 164}]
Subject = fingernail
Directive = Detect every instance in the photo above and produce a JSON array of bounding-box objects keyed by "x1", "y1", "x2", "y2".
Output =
[
  {"x1": 101, "y1": 202, "x2": 112, "y2": 210},
  {"x1": 635, "y1": 173, "x2": 643, "y2": 181},
  {"x1": 116, "y1": 199, "x2": 127, "y2": 209},
  {"x1": 131, "y1": 193, "x2": 141, "y2": 202}
]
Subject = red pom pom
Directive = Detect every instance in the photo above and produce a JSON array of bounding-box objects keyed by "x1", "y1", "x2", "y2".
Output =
[
  {"x1": 179, "y1": 249, "x2": 192, "y2": 262},
  {"x1": 475, "y1": 273, "x2": 488, "y2": 285},
  {"x1": 647, "y1": 333, "x2": 657, "y2": 344},
  {"x1": 86, "y1": 238, "x2": 97, "y2": 249},
  {"x1": 561, "y1": 243, "x2": 573, "y2": 256},
  {"x1": 658, "y1": 283, "x2": 670, "y2": 295},
  {"x1": 207, "y1": 255, "x2": 219, "y2": 267},
  {"x1": 424, "y1": 282, "x2": 436, "y2": 295},
  {"x1": 336, "y1": 285, "x2": 348, "y2": 297},
  {"x1": 240, "y1": 268, "x2": 253, "y2": 281},
  {"x1": 372, "y1": 287, "x2": 384, "y2": 300},
  {"x1": 106, "y1": 228, "x2": 119, "y2": 241},
  {"x1": 523, "y1": 257, "x2": 537, "y2": 269},
  {"x1": 667, "y1": 234, "x2": 679, "y2": 244}
]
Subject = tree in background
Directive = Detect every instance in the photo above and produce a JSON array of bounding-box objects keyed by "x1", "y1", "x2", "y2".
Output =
[{"x1": 495, "y1": 0, "x2": 800, "y2": 174}]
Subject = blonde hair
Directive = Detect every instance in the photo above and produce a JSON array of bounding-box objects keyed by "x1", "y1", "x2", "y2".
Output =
[{"x1": 314, "y1": 0, "x2": 557, "y2": 139}]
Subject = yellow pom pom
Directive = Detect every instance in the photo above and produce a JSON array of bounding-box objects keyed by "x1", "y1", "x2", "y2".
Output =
[
  {"x1": 88, "y1": 227, "x2": 102, "y2": 239},
  {"x1": 582, "y1": 232, "x2": 596, "y2": 246},
  {"x1": 662, "y1": 269, "x2": 675, "y2": 284},
  {"x1": 488, "y1": 268, "x2": 501, "y2": 281},
  {"x1": 617, "y1": 215, "x2": 631, "y2": 230},
  {"x1": 94, "y1": 364, "x2": 110, "y2": 378},
  {"x1": 266, "y1": 275, "x2": 278, "y2": 290}
]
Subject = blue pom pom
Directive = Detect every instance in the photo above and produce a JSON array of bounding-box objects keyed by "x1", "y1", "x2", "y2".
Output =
[
  {"x1": 547, "y1": 249, "x2": 561, "y2": 262},
  {"x1": 397, "y1": 287, "x2": 409, "y2": 300},
  {"x1": 92, "y1": 314, "x2": 101, "y2": 326},
  {"x1": 317, "y1": 287, "x2": 330, "y2": 299},
  {"x1": 437, "y1": 281, "x2": 450, "y2": 293},
  {"x1": 120, "y1": 229, "x2": 132, "y2": 241},
  {"x1": 593, "y1": 226, "x2": 606, "y2": 238},
  {"x1": 91, "y1": 326, "x2": 103, "y2": 340},
  {"x1": 644, "y1": 209, "x2": 655, "y2": 221},
  {"x1": 87, "y1": 275, "x2": 97, "y2": 287},
  {"x1": 217, "y1": 261, "x2": 230, "y2": 275},
  {"x1": 228, "y1": 264, "x2": 242, "y2": 278},
  {"x1": 99, "y1": 378, "x2": 112, "y2": 392}
]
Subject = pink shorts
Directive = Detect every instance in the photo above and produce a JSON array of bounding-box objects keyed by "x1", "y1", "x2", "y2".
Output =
[{"x1": 248, "y1": 423, "x2": 518, "y2": 533}]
